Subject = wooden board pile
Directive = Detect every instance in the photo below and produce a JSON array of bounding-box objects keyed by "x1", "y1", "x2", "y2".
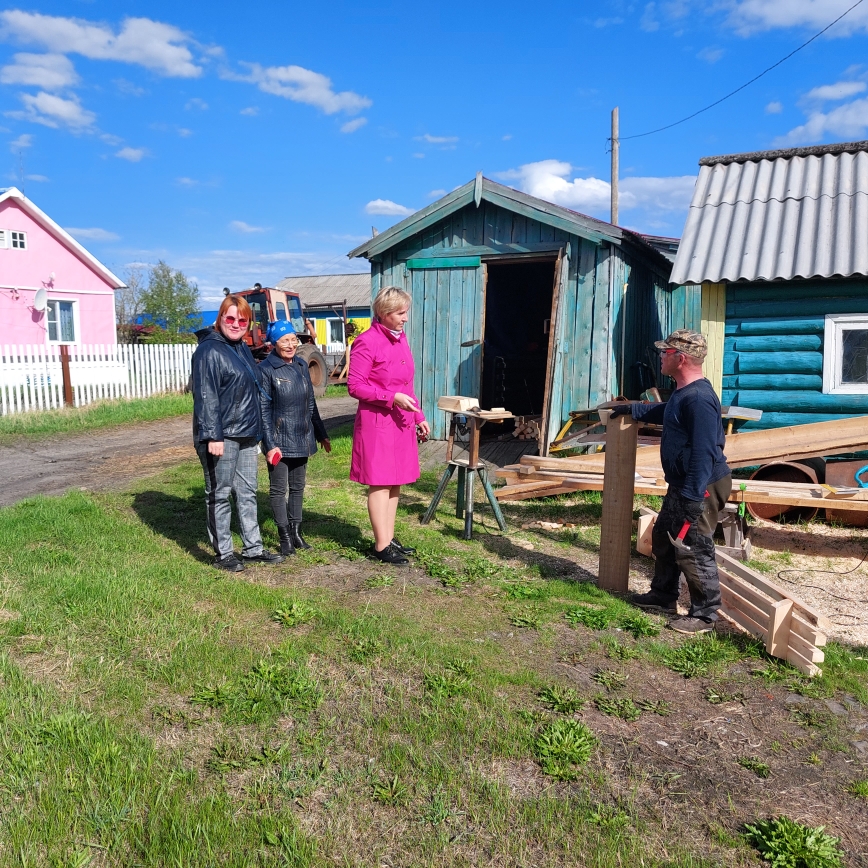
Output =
[{"x1": 512, "y1": 415, "x2": 541, "y2": 441}]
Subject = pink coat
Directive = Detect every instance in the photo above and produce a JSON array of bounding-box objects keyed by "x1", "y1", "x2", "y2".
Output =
[{"x1": 348, "y1": 321, "x2": 426, "y2": 486}]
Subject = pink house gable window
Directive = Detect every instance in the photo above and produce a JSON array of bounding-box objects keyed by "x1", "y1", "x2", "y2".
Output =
[
  {"x1": 47, "y1": 300, "x2": 76, "y2": 342},
  {"x1": 10, "y1": 230, "x2": 26, "y2": 249}
]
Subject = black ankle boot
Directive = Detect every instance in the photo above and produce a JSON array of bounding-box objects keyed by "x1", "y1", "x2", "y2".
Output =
[
  {"x1": 289, "y1": 522, "x2": 311, "y2": 550},
  {"x1": 277, "y1": 524, "x2": 295, "y2": 556}
]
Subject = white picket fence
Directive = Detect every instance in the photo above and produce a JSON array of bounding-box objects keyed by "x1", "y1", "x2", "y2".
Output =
[{"x1": 0, "y1": 343, "x2": 196, "y2": 415}]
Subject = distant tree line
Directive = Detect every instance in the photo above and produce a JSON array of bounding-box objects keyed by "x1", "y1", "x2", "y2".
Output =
[{"x1": 116, "y1": 260, "x2": 201, "y2": 344}]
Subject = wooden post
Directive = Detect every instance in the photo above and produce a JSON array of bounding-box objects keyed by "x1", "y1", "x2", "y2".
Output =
[
  {"x1": 60, "y1": 344, "x2": 74, "y2": 407},
  {"x1": 610, "y1": 107, "x2": 619, "y2": 225},
  {"x1": 598, "y1": 413, "x2": 638, "y2": 591}
]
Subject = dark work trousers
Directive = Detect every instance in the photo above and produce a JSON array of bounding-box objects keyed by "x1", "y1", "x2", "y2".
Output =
[
  {"x1": 650, "y1": 474, "x2": 733, "y2": 621},
  {"x1": 267, "y1": 456, "x2": 308, "y2": 526}
]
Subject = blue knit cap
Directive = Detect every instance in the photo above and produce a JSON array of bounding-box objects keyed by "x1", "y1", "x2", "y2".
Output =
[{"x1": 267, "y1": 320, "x2": 297, "y2": 344}]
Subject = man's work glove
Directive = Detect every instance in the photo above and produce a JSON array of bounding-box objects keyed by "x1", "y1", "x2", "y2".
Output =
[
  {"x1": 608, "y1": 403, "x2": 634, "y2": 418},
  {"x1": 680, "y1": 497, "x2": 705, "y2": 524}
]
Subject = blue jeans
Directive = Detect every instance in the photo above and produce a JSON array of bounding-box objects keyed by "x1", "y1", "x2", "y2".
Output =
[{"x1": 196, "y1": 437, "x2": 264, "y2": 559}]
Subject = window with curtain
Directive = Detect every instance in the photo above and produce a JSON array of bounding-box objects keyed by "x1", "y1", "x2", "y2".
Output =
[{"x1": 46, "y1": 300, "x2": 76, "y2": 342}]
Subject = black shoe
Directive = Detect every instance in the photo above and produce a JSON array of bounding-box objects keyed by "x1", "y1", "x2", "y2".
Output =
[
  {"x1": 370, "y1": 543, "x2": 409, "y2": 566},
  {"x1": 629, "y1": 592, "x2": 677, "y2": 615},
  {"x1": 242, "y1": 549, "x2": 285, "y2": 565},
  {"x1": 289, "y1": 522, "x2": 312, "y2": 550},
  {"x1": 391, "y1": 538, "x2": 416, "y2": 555},
  {"x1": 213, "y1": 554, "x2": 245, "y2": 572},
  {"x1": 277, "y1": 525, "x2": 296, "y2": 556}
]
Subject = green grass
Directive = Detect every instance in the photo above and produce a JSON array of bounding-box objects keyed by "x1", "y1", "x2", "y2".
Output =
[
  {"x1": 322, "y1": 383, "x2": 349, "y2": 399},
  {"x1": 0, "y1": 392, "x2": 193, "y2": 443},
  {"x1": 0, "y1": 417, "x2": 863, "y2": 866}
]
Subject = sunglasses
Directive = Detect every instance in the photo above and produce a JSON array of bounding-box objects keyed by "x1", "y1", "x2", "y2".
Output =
[
  {"x1": 223, "y1": 316, "x2": 249, "y2": 326},
  {"x1": 658, "y1": 347, "x2": 682, "y2": 356}
]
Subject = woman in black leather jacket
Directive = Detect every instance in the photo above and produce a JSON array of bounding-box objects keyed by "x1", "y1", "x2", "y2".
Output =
[{"x1": 259, "y1": 320, "x2": 331, "y2": 555}]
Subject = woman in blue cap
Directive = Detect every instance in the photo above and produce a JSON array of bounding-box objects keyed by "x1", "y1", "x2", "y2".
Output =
[{"x1": 258, "y1": 320, "x2": 331, "y2": 555}]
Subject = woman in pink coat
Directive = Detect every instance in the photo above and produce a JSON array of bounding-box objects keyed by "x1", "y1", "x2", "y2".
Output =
[{"x1": 349, "y1": 286, "x2": 430, "y2": 565}]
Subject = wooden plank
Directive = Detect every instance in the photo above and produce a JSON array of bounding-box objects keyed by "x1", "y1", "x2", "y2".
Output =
[
  {"x1": 701, "y1": 281, "x2": 726, "y2": 397},
  {"x1": 788, "y1": 630, "x2": 825, "y2": 664},
  {"x1": 636, "y1": 508, "x2": 655, "y2": 556},
  {"x1": 498, "y1": 482, "x2": 585, "y2": 501},
  {"x1": 496, "y1": 480, "x2": 579, "y2": 500},
  {"x1": 599, "y1": 415, "x2": 638, "y2": 592},
  {"x1": 785, "y1": 644, "x2": 822, "y2": 678},
  {"x1": 766, "y1": 598, "x2": 793, "y2": 657},
  {"x1": 540, "y1": 249, "x2": 564, "y2": 454},
  {"x1": 406, "y1": 256, "x2": 481, "y2": 269},
  {"x1": 719, "y1": 582, "x2": 772, "y2": 632},
  {"x1": 791, "y1": 613, "x2": 827, "y2": 647},
  {"x1": 719, "y1": 602, "x2": 767, "y2": 643},
  {"x1": 718, "y1": 569, "x2": 776, "y2": 617}
]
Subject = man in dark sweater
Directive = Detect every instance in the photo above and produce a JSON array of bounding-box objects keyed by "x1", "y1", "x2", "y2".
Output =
[{"x1": 612, "y1": 330, "x2": 731, "y2": 633}]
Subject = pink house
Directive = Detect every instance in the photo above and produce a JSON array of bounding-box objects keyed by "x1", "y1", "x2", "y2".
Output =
[{"x1": 0, "y1": 187, "x2": 124, "y2": 347}]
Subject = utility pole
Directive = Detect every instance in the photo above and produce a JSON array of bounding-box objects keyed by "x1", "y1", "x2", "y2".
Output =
[{"x1": 611, "y1": 107, "x2": 619, "y2": 225}]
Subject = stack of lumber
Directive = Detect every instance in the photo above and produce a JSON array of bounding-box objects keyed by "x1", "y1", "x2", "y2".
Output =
[
  {"x1": 494, "y1": 453, "x2": 868, "y2": 513},
  {"x1": 494, "y1": 415, "x2": 868, "y2": 513},
  {"x1": 716, "y1": 550, "x2": 829, "y2": 677},
  {"x1": 513, "y1": 415, "x2": 541, "y2": 441}
]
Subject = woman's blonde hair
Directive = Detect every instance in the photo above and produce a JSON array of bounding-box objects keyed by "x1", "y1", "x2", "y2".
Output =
[{"x1": 373, "y1": 286, "x2": 412, "y2": 321}]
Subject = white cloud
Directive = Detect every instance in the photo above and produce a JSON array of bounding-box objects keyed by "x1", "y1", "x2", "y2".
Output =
[
  {"x1": 803, "y1": 80, "x2": 867, "y2": 101},
  {"x1": 697, "y1": 46, "x2": 724, "y2": 63},
  {"x1": 229, "y1": 220, "x2": 267, "y2": 233},
  {"x1": 116, "y1": 146, "x2": 146, "y2": 161},
  {"x1": 177, "y1": 127, "x2": 192, "y2": 137},
  {"x1": 9, "y1": 133, "x2": 32, "y2": 150},
  {"x1": 415, "y1": 133, "x2": 459, "y2": 144},
  {"x1": 8, "y1": 91, "x2": 95, "y2": 130},
  {"x1": 765, "y1": 100, "x2": 783, "y2": 113},
  {"x1": 775, "y1": 95, "x2": 868, "y2": 145},
  {"x1": 177, "y1": 177, "x2": 198, "y2": 186},
  {"x1": 185, "y1": 97, "x2": 208, "y2": 110},
  {"x1": 0, "y1": 11, "x2": 202, "y2": 77},
  {"x1": 25, "y1": 173, "x2": 47, "y2": 181},
  {"x1": 240, "y1": 106, "x2": 259, "y2": 116},
  {"x1": 412, "y1": 152, "x2": 425, "y2": 159},
  {"x1": 365, "y1": 199, "x2": 414, "y2": 216},
  {"x1": 727, "y1": 0, "x2": 868, "y2": 36},
  {"x1": 0, "y1": 53, "x2": 79, "y2": 90},
  {"x1": 640, "y1": 2, "x2": 660, "y2": 31},
  {"x1": 427, "y1": 188, "x2": 447, "y2": 198},
  {"x1": 340, "y1": 117, "x2": 367, "y2": 133},
  {"x1": 594, "y1": 16, "x2": 624, "y2": 26},
  {"x1": 100, "y1": 133, "x2": 124, "y2": 145},
  {"x1": 502, "y1": 134, "x2": 513, "y2": 140},
  {"x1": 66, "y1": 226, "x2": 119, "y2": 241},
  {"x1": 497, "y1": 159, "x2": 696, "y2": 218},
  {"x1": 227, "y1": 63, "x2": 371, "y2": 115}
]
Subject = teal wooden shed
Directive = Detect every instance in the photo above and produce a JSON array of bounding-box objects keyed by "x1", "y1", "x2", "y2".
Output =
[
  {"x1": 671, "y1": 140, "x2": 868, "y2": 431},
  {"x1": 348, "y1": 175, "x2": 679, "y2": 448}
]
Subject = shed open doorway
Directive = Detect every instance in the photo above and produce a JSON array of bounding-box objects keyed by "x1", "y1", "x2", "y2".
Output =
[{"x1": 480, "y1": 258, "x2": 557, "y2": 420}]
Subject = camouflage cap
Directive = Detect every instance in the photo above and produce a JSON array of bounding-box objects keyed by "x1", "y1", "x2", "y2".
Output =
[{"x1": 654, "y1": 329, "x2": 708, "y2": 360}]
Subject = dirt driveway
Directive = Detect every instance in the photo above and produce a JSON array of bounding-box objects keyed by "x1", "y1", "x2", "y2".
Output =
[{"x1": 0, "y1": 396, "x2": 357, "y2": 508}]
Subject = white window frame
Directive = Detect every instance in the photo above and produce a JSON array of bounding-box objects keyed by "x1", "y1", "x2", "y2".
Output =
[
  {"x1": 823, "y1": 313, "x2": 868, "y2": 394},
  {"x1": 10, "y1": 230, "x2": 26, "y2": 250},
  {"x1": 0, "y1": 230, "x2": 7, "y2": 249},
  {"x1": 46, "y1": 298, "x2": 79, "y2": 344},
  {"x1": 326, "y1": 316, "x2": 345, "y2": 347}
]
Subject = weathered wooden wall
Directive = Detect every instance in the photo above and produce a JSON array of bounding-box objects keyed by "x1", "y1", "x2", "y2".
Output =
[
  {"x1": 722, "y1": 279, "x2": 868, "y2": 430},
  {"x1": 369, "y1": 200, "x2": 669, "y2": 441}
]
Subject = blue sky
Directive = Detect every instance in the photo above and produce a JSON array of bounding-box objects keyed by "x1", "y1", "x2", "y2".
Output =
[{"x1": 3, "y1": 0, "x2": 868, "y2": 306}]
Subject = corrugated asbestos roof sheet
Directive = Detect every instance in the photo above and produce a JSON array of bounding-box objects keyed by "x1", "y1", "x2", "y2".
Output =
[
  {"x1": 670, "y1": 144, "x2": 868, "y2": 284},
  {"x1": 276, "y1": 272, "x2": 371, "y2": 309}
]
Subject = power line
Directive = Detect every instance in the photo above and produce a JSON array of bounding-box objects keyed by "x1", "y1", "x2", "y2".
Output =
[{"x1": 616, "y1": 0, "x2": 867, "y2": 143}]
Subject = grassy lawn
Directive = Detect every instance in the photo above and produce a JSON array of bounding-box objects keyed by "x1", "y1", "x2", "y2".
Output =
[
  {"x1": 0, "y1": 393, "x2": 193, "y2": 444},
  {"x1": 322, "y1": 384, "x2": 348, "y2": 399},
  {"x1": 0, "y1": 423, "x2": 866, "y2": 866}
]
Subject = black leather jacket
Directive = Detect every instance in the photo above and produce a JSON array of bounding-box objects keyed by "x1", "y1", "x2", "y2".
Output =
[
  {"x1": 192, "y1": 329, "x2": 262, "y2": 445},
  {"x1": 258, "y1": 350, "x2": 328, "y2": 457}
]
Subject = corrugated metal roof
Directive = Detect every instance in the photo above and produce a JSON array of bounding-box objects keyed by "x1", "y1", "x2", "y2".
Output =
[
  {"x1": 276, "y1": 273, "x2": 371, "y2": 310},
  {"x1": 670, "y1": 143, "x2": 868, "y2": 284}
]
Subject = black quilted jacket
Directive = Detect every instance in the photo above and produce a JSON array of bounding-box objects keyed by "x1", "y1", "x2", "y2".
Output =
[{"x1": 258, "y1": 350, "x2": 328, "y2": 457}]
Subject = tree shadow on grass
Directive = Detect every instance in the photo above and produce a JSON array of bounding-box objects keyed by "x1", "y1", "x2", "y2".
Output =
[{"x1": 478, "y1": 533, "x2": 598, "y2": 584}]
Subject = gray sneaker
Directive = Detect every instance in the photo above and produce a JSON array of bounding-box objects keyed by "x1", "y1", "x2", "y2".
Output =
[
  {"x1": 669, "y1": 617, "x2": 714, "y2": 635},
  {"x1": 629, "y1": 592, "x2": 677, "y2": 615}
]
